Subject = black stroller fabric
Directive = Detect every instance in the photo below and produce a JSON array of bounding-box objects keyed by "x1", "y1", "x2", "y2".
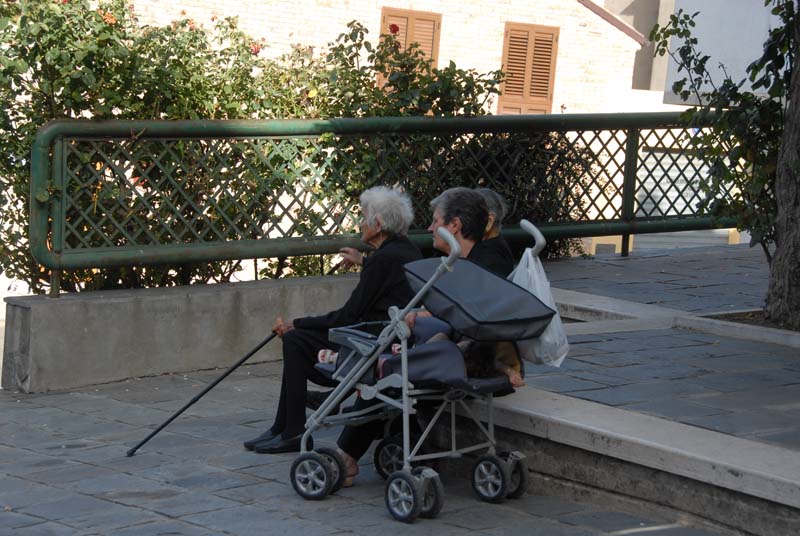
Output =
[{"x1": 404, "y1": 258, "x2": 556, "y2": 341}]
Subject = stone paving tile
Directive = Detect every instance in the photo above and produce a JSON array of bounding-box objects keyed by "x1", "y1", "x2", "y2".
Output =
[
  {"x1": 568, "y1": 381, "x2": 717, "y2": 407},
  {"x1": 556, "y1": 370, "x2": 634, "y2": 387},
  {"x1": 751, "y1": 429, "x2": 800, "y2": 449},
  {"x1": 595, "y1": 363, "x2": 709, "y2": 382},
  {"x1": 182, "y1": 505, "x2": 334, "y2": 536},
  {"x1": 109, "y1": 489, "x2": 237, "y2": 519},
  {"x1": 111, "y1": 520, "x2": 214, "y2": 536},
  {"x1": 0, "y1": 453, "x2": 76, "y2": 478},
  {"x1": 168, "y1": 468, "x2": 263, "y2": 492},
  {"x1": 568, "y1": 353, "x2": 651, "y2": 368},
  {"x1": 0, "y1": 510, "x2": 46, "y2": 530},
  {"x1": 24, "y1": 463, "x2": 117, "y2": 486},
  {"x1": 556, "y1": 510, "x2": 674, "y2": 532},
  {"x1": 88, "y1": 450, "x2": 181, "y2": 472},
  {"x1": 472, "y1": 513, "x2": 597, "y2": 536},
  {"x1": 688, "y1": 384, "x2": 800, "y2": 412},
  {"x1": 58, "y1": 504, "x2": 163, "y2": 533},
  {"x1": 18, "y1": 493, "x2": 131, "y2": 522},
  {"x1": 624, "y1": 399, "x2": 730, "y2": 420},
  {"x1": 523, "y1": 375, "x2": 608, "y2": 393},
  {"x1": 12, "y1": 521, "x2": 85, "y2": 536},
  {"x1": 0, "y1": 480, "x2": 74, "y2": 511},
  {"x1": 682, "y1": 369, "x2": 800, "y2": 393},
  {"x1": 211, "y1": 480, "x2": 293, "y2": 505},
  {"x1": 682, "y1": 409, "x2": 800, "y2": 436}
]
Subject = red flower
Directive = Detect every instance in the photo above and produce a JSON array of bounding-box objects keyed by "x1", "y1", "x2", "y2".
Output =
[
  {"x1": 389, "y1": 23, "x2": 400, "y2": 35},
  {"x1": 250, "y1": 43, "x2": 261, "y2": 56}
]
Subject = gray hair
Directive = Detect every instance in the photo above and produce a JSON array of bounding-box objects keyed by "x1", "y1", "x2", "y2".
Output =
[
  {"x1": 475, "y1": 188, "x2": 508, "y2": 231},
  {"x1": 359, "y1": 186, "x2": 414, "y2": 236},
  {"x1": 429, "y1": 187, "x2": 488, "y2": 242}
]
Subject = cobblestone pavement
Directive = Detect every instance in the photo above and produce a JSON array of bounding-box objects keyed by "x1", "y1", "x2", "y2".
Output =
[{"x1": 1, "y1": 362, "x2": 719, "y2": 535}]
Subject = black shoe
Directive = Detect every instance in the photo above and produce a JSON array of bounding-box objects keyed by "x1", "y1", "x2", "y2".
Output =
[
  {"x1": 243, "y1": 429, "x2": 279, "y2": 451},
  {"x1": 306, "y1": 390, "x2": 334, "y2": 411},
  {"x1": 253, "y1": 434, "x2": 311, "y2": 454}
]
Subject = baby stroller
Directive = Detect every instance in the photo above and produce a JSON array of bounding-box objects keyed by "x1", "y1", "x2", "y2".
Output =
[{"x1": 288, "y1": 223, "x2": 556, "y2": 522}]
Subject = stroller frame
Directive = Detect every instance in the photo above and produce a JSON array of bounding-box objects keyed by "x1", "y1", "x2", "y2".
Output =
[{"x1": 290, "y1": 226, "x2": 539, "y2": 522}]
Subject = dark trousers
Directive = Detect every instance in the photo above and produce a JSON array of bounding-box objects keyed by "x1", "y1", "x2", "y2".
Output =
[
  {"x1": 336, "y1": 397, "x2": 387, "y2": 460},
  {"x1": 270, "y1": 328, "x2": 338, "y2": 439},
  {"x1": 337, "y1": 398, "x2": 425, "y2": 462}
]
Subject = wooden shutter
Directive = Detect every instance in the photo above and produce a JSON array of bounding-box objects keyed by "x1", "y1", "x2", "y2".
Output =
[
  {"x1": 498, "y1": 23, "x2": 559, "y2": 114},
  {"x1": 381, "y1": 8, "x2": 442, "y2": 67}
]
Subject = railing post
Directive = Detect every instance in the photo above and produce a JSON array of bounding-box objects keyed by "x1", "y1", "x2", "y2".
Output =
[
  {"x1": 48, "y1": 140, "x2": 64, "y2": 297},
  {"x1": 49, "y1": 270, "x2": 61, "y2": 298},
  {"x1": 621, "y1": 127, "x2": 640, "y2": 256}
]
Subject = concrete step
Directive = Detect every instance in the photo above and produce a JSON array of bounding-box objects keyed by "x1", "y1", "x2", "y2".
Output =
[{"x1": 451, "y1": 387, "x2": 800, "y2": 535}]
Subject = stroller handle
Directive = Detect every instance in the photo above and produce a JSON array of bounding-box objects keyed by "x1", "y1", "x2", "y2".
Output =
[
  {"x1": 437, "y1": 228, "x2": 461, "y2": 267},
  {"x1": 521, "y1": 219, "x2": 546, "y2": 257}
]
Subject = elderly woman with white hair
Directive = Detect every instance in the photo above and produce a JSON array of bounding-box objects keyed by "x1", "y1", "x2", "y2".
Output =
[{"x1": 244, "y1": 186, "x2": 422, "y2": 454}]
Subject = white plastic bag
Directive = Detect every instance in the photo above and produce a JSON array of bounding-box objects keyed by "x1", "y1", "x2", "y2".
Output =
[{"x1": 509, "y1": 248, "x2": 569, "y2": 367}]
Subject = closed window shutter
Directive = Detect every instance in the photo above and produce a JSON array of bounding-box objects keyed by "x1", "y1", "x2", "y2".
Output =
[
  {"x1": 381, "y1": 8, "x2": 441, "y2": 66},
  {"x1": 385, "y1": 14, "x2": 409, "y2": 49},
  {"x1": 498, "y1": 23, "x2": 558, "y2": 114}
]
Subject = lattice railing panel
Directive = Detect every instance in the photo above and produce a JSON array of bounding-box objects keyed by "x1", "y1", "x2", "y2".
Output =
[{"x1": 31, "y1": 114, "x2": 744, "y2": 272}]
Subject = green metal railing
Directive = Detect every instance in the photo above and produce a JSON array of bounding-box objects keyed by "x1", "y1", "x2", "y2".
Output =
[{"x1": 31, "y1": 113, "x2": 734, "y2": 288}]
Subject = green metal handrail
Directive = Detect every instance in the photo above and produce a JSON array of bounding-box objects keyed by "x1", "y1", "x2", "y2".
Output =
[{"x1": 30, "y1": 112, "x2": 734, "y2": 286}]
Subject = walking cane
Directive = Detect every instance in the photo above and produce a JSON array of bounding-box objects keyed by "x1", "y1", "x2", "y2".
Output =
[{"x1": 126, "y1": 332, "x2": 278, "y2": 457}]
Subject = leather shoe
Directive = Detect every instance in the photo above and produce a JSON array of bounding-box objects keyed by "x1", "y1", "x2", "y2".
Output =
[
  {"x1": 254, "y1": 434, "x2": 312, "y2": 454},
  {"x1": 243, "y1": 429, "x2": 279, "y2": 451}
]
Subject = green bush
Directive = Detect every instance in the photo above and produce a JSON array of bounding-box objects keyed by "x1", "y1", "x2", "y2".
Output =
[
  {"x1": 0, "y1": 4, "x2": 503, "y2": 292},
  {"x1": 1, "y1": 5, "x2": 593, "y2": 293}
]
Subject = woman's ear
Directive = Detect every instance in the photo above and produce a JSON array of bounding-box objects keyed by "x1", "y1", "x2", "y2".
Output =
[
  {"x1": 448, "y1": 216, "x2": 462, "y2": 236},
  {"x1": 485, "y1": 213, "x2": 496, "y2": 234}
]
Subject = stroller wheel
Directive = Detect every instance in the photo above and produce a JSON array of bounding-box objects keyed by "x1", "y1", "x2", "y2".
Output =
[
  {"x1": 385, "y1": 470, "x2": 423, "y2": 523},
  {"x1": 373, "y1": 436, "x2": 405, "y2": 480},
  {"x1": 471, "y1": 455, "x2": 511, "y2": 503},
  {"x1": 412, "y1": 466, "x2": 444, "y2": 519},
  {"x1": 315, "y1": 447, "x2": 346, "y2": 493},
  {"x1": 498, "y1": 451, "x2": 528, "y2": 499},
  {"x1": 290, "y1": 452, "x2": 333, "y2": 500}
]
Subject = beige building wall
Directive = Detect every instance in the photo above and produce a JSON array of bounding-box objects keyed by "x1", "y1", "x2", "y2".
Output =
[{"x1": 131, "y1": 0, "x2": 649, "y2": 114}]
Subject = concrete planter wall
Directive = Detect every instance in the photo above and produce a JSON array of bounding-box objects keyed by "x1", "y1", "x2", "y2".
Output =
[{"x1": 2, "y1": 275, "x2": 358, "y2": 393}]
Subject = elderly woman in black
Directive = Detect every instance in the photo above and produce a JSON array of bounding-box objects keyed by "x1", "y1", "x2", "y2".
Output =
[{"x1": 245, "y1": 186, "x2": 421, "y2": 454}]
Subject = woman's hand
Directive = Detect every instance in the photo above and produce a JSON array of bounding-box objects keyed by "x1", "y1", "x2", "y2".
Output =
[
  {"x1": 404, "y1": 310, "x2": 432, "y2": 330},
  {"x1": 339, "y1": 247, "x2": 364, "y2": 268},
  {"x1": 272, "y1": 316, "x2": 294, "y2": 337}
]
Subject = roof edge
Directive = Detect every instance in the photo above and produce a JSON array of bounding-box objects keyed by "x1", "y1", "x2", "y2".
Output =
[{"x1": 576, "y1": 0, "x2": 647, "y2": 46}]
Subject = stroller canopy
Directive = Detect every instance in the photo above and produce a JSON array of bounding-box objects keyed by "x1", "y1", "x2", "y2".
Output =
[{"x1": 404, "y1": 257, "x2": 555, "y2": 341}]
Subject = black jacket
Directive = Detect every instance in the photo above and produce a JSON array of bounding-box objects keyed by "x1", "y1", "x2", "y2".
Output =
[
  {"x1": 293, "y1": 235, "x2": 423, "y2": 331},
  {"x1": 467, "y1": 235, "x2": 514, "y2": 278}
]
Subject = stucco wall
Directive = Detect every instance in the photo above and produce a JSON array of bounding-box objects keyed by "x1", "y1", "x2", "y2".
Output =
[{"x1": 131, "y1": 0, "x2": 647, "y2": 113}]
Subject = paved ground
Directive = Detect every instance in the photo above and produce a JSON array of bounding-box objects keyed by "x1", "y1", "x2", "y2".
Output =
[
  {"x1": 0, "y1": 361, "x2": 718, "y2": 535},
  {"x1": 528, "y1": 245, "x2": 800, "y2": 452},
  {"x1": 0, "y1": 243, "x2": 791, "y2": 535}
]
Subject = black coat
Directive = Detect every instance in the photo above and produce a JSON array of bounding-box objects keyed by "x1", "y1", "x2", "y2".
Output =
[
  {"x1": 467, "y1": 235, "x2": 514, "y2": 278},
  {"x1": 293, "y1": 235, "x2": 423, "y2": 331}
]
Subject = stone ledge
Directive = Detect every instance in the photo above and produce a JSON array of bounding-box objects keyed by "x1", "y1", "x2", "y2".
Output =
[
  {"x1": 2, "y1": 275, "x2": 358, "y2": 393},
  {"x1": 675, "y1": 314, "x2": 800, "y2": 349},
  {"x1": 490, "y1": 387, "x2": 800, "y2": 510}
]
